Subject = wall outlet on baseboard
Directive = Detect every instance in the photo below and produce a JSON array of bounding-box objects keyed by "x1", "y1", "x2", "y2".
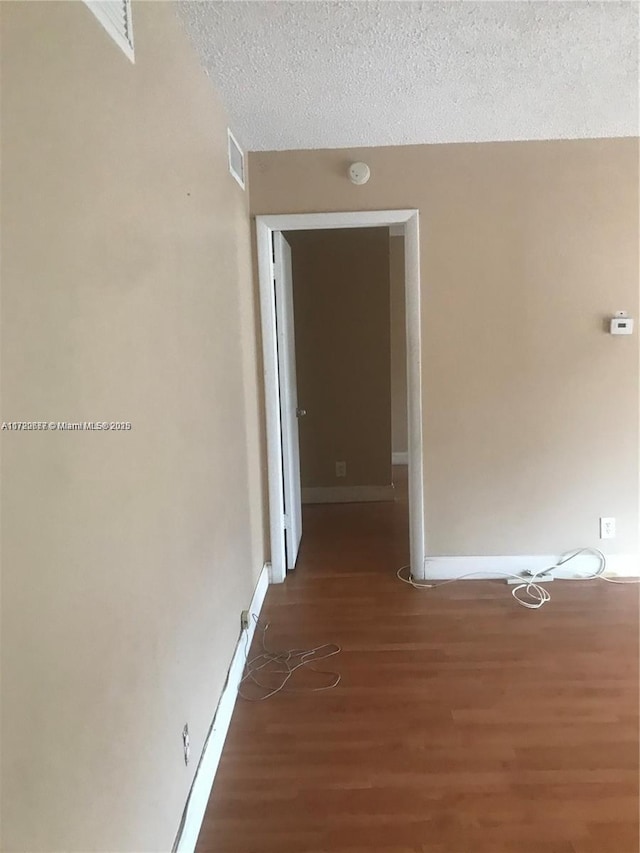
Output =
[
  {"x1": 240, "y1": 610, "x2": 250, "y2": 631},
  {"x1": 600, "y1": 517, "x2": 616, "y2": 539},
  {"x1": 335, "y1": 461, "x2": 346, "y2": 478}
]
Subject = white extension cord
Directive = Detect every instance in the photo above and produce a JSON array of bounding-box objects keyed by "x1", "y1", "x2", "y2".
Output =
[
  {"x1": 397, "y1": 547, "x2": 639, "y2": 609},
  {"x1": 238, "y1": 617, "x2": 341, "y2": 701}
]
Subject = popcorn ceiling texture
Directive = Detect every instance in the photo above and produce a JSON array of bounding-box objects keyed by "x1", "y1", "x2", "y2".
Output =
[{"x1": 177, "y1": 1, "x2": 638, "y2": 152}]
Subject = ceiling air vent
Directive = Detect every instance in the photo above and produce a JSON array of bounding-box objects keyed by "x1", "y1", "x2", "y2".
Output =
[
  {"x1": 227, "y1": 129, "x2": 245, "y2": 190},
  {"x1": 83, "y1": 0, "x2": 135, "y2": 62}
]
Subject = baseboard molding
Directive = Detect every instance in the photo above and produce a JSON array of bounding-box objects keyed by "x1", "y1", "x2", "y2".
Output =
[
  {"x1": 423, "y1": 553, "x2": 639, "y2": 580},
  {"x1": 174, "y1": 562, "x2": 270, "y2": 853},
  {"x1": 392, "y1": 451, "x2": 409, "y2": 465},
  {"x1": 302, "y1": 484, "x2": 395, "y2": 504}
]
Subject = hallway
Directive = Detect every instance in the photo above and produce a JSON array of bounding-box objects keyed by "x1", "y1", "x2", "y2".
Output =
[{"x1": 196, "y1": 473, "x2": 639, "y2": 853}]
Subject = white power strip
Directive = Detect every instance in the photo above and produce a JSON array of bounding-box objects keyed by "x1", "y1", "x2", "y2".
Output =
[{"x1": 506, "y1": 572, "x2": 554, "y2": 585}]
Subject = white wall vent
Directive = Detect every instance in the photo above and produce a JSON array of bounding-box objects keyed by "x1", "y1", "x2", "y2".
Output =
[
  {"x1": 83, "y1": 0, "x2": 135, "y2": 63},
  {"x1": 227, "y1": 129, "x2": 245, "y2": 190}
]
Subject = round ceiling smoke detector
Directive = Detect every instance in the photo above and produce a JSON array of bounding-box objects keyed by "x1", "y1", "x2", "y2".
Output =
[{"x1": 348, "y1": 162, "x2": 371, "y2": 185}]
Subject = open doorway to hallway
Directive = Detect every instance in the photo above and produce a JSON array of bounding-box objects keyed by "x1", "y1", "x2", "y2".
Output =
[
  {"x1": 282, "y1": 225, "x2": 410, "y2": 573},
  {"x1": 256, "y1": 210, "x2": 424, "y2": 585}
]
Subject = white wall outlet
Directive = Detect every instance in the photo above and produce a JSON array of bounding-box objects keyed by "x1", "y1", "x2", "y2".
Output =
[
  {"x1": 240, "y1": 610, "x2": 250, "y2": 631},
  {"x1": 600, "y1": 517, "x2": 616, "y2": 539},
  {"x1": 182, "y1": 724, "x2": 190, "y2": 766},
  {"x1": 335, "y1": 461, "x2": 346, "y2": 478}
]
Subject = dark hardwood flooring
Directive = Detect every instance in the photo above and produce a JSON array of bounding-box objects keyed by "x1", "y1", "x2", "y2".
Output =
[{"x1": 196, "y1": 469, "x2": 639, "y2": 853}]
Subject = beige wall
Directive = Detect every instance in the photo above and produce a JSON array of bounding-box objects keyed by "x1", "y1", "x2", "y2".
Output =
[
  {"x1": 389, "y1": 235, "x2": 408, "y2": 456},
  {"x1": 285, "y1": 229, "x2": 392, "y2": 489},
  {"x1": 1, "y1": 2, "x2": 265, "y2": 851},
  {"x1": 250, "y1": 139, "x2": 640, "y2": 557}
]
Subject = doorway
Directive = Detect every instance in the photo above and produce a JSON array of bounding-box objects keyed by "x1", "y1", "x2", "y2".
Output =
[{"x1": 256, "y1": 210, "x2": 425, "y2": 584}]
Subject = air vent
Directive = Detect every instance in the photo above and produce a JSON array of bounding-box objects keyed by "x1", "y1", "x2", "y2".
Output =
[
  {"x1": 227, "y1": 129, "x2": 245, "y2": 190},
  {"x1": 83, "y1": 0, "x2": 134, "y2": 62}
]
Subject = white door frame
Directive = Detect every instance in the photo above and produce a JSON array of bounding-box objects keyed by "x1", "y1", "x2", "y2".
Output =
[{"x1": 256, "y1": 210, "x2": 425, "y2": 584}]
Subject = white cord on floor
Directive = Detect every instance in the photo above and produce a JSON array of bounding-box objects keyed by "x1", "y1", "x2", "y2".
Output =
[
  {"x1": 238, "y1": 617, "x2": 341, "y2": 701},
  {"x1": 397, "y1": 563, "x2": 552, "y2": 609},
  {"x1": 397, "y1": 547, "x2": 639, "y2": 609}
]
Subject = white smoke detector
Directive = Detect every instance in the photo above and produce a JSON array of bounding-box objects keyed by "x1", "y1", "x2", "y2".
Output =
[{"x1": 348, "y1": 162, "x2": 371, "y2": 185}]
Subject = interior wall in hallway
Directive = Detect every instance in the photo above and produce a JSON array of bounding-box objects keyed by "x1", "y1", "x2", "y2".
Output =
[
  {"x1": 1, "y1": 2, "x2": 266, "y2": 850},
  {"x1": 284, "y1": 228, "x2": 392, "y2": 490},
  {"x1": 390, "y1": 234, "x2": 408, "y2": 457}
]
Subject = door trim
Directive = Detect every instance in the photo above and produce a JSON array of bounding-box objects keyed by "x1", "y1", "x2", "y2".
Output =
[{"x1": 256, "y1": 210, "x2": 425, "y2": 584}]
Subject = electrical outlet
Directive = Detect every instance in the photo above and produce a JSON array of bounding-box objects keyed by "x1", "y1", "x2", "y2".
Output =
[
  {"x1": 182, "y1": 724, "x2": 190, "y2": 766},
  {"x1": 600, "y1": 517, "x2": 616, "y2": 539},
  {"x1": 240, "y1": 610, "x2": 250, "y2": 631},
  {"x1": 335, "y1": 461, "x2": 346, "y2": 478}
]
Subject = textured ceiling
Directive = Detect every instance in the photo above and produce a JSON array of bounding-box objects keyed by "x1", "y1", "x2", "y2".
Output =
[{"x1": 177, "y1": 1, "x2": 639, "y2": 151}]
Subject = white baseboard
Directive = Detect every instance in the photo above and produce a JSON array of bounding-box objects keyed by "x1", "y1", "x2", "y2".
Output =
[
  {"x1": 423, "y1": 553, "x2": 639, "y2": 580},
  {"x1": 302, "y1": 484, "x2": 395, "y2": 504},
  {"x1": 174, "y1": 563, "x2": 270, "y2": 853},
  {"x1": 392, "y1": 451, "x2": 408, "y2": 465}
]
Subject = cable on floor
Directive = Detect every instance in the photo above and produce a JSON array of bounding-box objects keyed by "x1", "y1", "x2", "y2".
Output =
[
  {"x1": 238, "y1": 616, "x2": 341, "y2": 701},
  {"x1": 397, "y1": 547, "x2": 639, "y2": 610}
]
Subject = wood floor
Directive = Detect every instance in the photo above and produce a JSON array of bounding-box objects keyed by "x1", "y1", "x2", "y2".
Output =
[{"x1": 196, "y1": 472, "x2": 639, "y2": 853}]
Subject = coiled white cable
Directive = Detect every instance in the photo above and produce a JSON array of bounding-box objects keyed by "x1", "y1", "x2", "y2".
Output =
[
  {"x1": 397, "y1": 547, "x2": 638, "y2": 609},
  {"x1": 397, "y1": 563, "x2": 552, "y2": 608},
  {"x1": 238, "y1": 617, "x2": 341, "y2": 701}
]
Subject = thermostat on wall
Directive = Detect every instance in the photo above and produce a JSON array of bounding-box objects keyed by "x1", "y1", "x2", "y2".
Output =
[{"x1": 610, "y1": 311, "x2": 634, "y2": 335}]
